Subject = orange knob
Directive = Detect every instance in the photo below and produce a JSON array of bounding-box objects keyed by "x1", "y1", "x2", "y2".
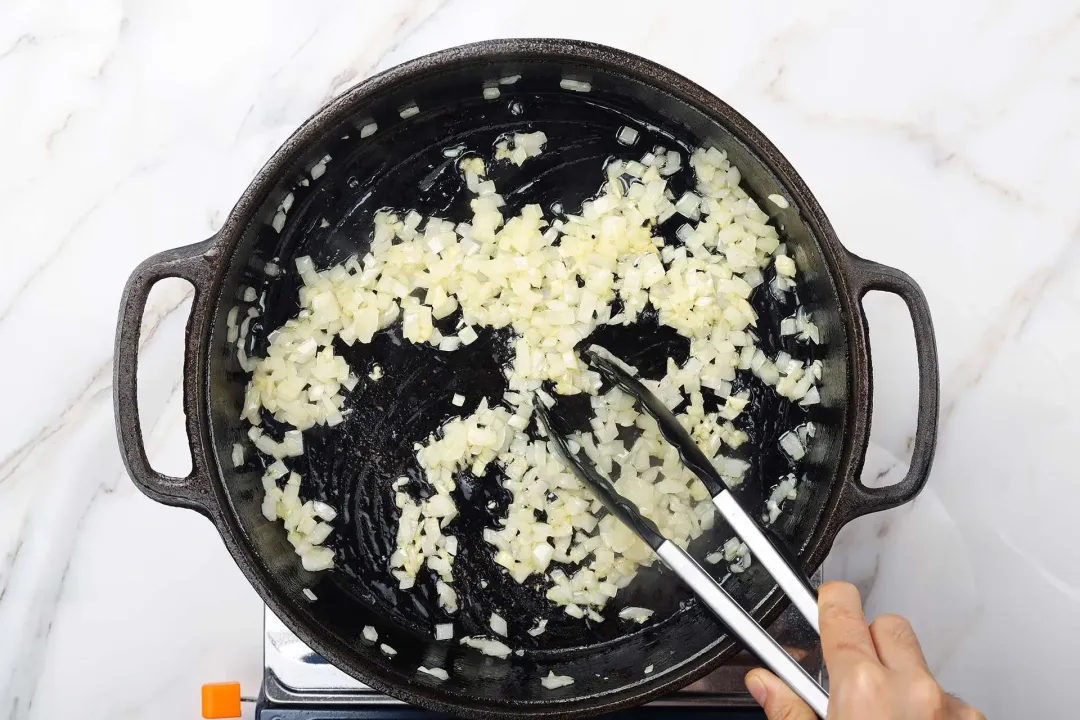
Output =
[{"x1": 201, "y1": 682, "x2": 242, "y2": 719}]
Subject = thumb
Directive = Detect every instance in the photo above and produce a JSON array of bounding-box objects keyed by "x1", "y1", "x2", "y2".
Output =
[{"x1": 745, "y1": 669, "x2": 816, "y2": 720}]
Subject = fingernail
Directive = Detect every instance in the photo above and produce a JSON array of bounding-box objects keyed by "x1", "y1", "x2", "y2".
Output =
[{"x1": 746, "y1": 673, "x2": 768, "y2": 706}]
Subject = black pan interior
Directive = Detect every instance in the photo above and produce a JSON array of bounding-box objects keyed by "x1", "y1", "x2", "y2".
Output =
[{"x1": 206, "y1": 55, "x2": 848, "y2": 712}]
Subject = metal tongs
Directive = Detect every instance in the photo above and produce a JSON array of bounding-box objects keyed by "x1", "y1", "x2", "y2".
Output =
[{"x1": 534, "y1": 347, "x2": 829, "y2": 718}]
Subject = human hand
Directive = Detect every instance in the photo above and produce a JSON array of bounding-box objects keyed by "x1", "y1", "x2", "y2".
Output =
[{"x1": 745, "y1": 581, "x2": 985, "y2": 719}]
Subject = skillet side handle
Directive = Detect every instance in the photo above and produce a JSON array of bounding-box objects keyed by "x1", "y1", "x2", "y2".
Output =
[
  {"x1": 113, "y1": 238, "x2": 219, "y2": 518},
  {"x1": 842, "y1": 251, "x2": 940, "y2": 520}
]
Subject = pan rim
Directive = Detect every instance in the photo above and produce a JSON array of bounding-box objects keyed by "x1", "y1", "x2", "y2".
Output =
[{"x1": 196, "y1": 38, "x2": 872, "y2": 719}]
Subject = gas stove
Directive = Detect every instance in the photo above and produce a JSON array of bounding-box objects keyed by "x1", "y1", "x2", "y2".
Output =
[{"x1": 246, "y1": 570, "x2": 821, "y2": 719}]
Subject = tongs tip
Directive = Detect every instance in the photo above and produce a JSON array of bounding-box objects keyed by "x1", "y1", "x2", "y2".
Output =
[{"x1": 530, "y1": 387, "x2": 666, "y2": 550}]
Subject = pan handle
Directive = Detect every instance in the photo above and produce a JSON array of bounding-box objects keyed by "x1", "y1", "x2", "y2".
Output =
[
  {"x1": 842, "y1": 251, "x2": 940, "y2": 520},
  {"x1": 113, "y1": 238, "x2": 220, "y2": 519}
]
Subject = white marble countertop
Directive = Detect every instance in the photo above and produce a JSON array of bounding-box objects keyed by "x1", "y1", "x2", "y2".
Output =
[{"x1": 2, "y1": 1, "x2": 1078, "y2": 718}]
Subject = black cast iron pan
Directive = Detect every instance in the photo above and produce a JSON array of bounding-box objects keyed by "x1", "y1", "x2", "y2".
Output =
[{"x1": 113, "y1": 39, "x2": 939, "y2": 719}]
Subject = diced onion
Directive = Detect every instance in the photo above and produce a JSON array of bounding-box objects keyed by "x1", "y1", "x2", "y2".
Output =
[
  {"x1": 618, "y1": 607, "x2": 654, "y2": 624},
  {"x1": 310, "y1": 154, "x2": 330, "y2": 180},
  {"x1": 436, "y1": 580, "x2": 458, "y2": 613},
  {"x1": 238, "y1": 130, "x2": 821, "y2": 619},
  {"x1": 779, "y1": 431, "x2": 806, "y2": 461},
  {"x1": 765, "y1": 475, "x2": 798, "y2": 524},
  {"x1": 495, "y1": 131, "x2": 547, "y2": 166},
  {"x1": 418, "y1": 666, "x2": 449, "y2": 680},
  {"x1": 231, "y1": 443, "x2": 245, "y2": 468},
  {"x1": 459, "y1": 326, "x2": 478, "y2": 345},
  {"x1": 460, "y1": 635, "x2": 512, "y2": 659},
  {"x1": 541, "y1": 671, "x2": 575, "y2": 689},
  {"x1": 560, "y1": 79, "x2": 591, "y2": 92},
  {"x1": 775, "y1": 255, "x2": 796, "y2": 277}
]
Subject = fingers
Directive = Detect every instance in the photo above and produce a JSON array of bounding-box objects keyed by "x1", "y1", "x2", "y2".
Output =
[
  {"x1": 745, "y1": 669, "x2": 816, "y2": 720},
  {"x1": 818, "y1": 581, "x2": 879, "y2": 675},
  {"x1": 946, "y1": 692, "x2": 988, "y2": 720},
  {"x1": 868, "y1": 613, "x2": 929, "y2": 672}
]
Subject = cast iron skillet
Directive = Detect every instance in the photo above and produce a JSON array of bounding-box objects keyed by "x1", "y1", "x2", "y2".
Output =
[{"x1": 113, "y1": 39, "x2": 939, "y2": 719}]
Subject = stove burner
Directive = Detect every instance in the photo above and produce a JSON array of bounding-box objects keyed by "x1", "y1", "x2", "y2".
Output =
[{"x1": 256, "y1": 571, "x2": 821, "y2": 718}]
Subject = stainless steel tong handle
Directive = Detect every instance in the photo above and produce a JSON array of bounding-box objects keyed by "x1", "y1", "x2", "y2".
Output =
[
  {"x1": 584, "y1": 347, "x2": 821, "y2": 632},
  {"x1": 656, "y1": 540, "x2": 829, "y2": 718},
  {"x1": 535, "y1": 396, "x2": 829, "y2": 716},
  {"x1": 534, "y1": 347, "x2": 832, "y2": 716},
  {"x1": 712, "y1": 490, "x2": 820, "y2": 632}
]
